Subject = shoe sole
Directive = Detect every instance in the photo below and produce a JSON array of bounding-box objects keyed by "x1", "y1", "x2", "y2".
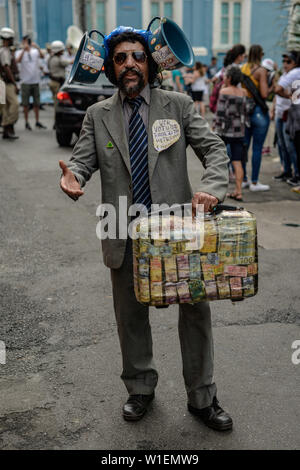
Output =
[
  {"x1": 123, "y1": 410, "x2": 147, "y2": 422},
  {"x1": 202, "y1": 420, "x2": 233, "y2": 432}
]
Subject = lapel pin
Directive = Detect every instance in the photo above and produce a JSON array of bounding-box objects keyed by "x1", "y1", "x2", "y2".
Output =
[{"x1": 106, "y1": 141, "x2": 114, "y2": 149}]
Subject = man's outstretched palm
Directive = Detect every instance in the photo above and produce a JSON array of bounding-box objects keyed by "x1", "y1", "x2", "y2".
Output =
[{"x1": 59, "y1": 160, "x2": 84, "y2": 201}]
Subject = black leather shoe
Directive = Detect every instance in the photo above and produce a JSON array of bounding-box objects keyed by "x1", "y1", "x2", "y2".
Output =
[
  {"x1": 25, "y1": 122, "x2": 32, "y2": 131},
  {"x1": 188, "y1": 397, "x2": 233, "y2": 431},
  {"x1": 123, "y1": 393, "x2": 155, "y2": 421},
  {"x1": 3, "y1": 128, "x2": 19, "y2": 139}
]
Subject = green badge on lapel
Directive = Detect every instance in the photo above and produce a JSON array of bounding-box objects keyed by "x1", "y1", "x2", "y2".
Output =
[{"x1": 106, "y1": 141, "x2": 114, "y2": 149}]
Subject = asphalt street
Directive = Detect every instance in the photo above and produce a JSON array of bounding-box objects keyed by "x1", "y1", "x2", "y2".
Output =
[{"x1": 0, "y1": 106, "x2": 299, "y2": 450}]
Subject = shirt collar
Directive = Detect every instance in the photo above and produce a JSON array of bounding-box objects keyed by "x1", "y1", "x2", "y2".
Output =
[{"x1": 120, "y1": 83, "x2": 150, "y2": 106}]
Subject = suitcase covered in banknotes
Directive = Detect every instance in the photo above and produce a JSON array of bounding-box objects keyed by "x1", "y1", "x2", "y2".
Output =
[{"x1": 132, "y1": 204, "x2": 258, "y2": 306}]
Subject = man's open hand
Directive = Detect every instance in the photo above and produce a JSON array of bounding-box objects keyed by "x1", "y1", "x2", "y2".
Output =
[
  {"x1": 192, "y1": 191, "x2": 218, "y2": 215},
  {"x1": 59, "y1": 160, "x2": 84, "y2": 201}
]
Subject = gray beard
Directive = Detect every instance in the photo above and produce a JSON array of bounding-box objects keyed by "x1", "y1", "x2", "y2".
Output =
[{"x1": 117, "y1": 69, "x2": 145, "y2": 97}]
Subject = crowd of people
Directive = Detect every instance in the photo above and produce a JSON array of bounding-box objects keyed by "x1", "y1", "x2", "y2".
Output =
[
  {"x1": 0, "y1": 27, "x2": 74, "y2": 138},
  {"x1": 162, "y1": 43, "x2": 300, "y2": 198},
  {"x1": 1, "y1": 26, "x2": 300, "y2": 195}
]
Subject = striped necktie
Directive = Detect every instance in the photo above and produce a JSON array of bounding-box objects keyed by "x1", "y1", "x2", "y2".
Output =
[{"x1": 127, "y1": 96, "x2": 152, "y2": 211}]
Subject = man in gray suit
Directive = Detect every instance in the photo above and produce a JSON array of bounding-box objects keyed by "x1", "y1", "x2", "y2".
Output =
[{"x1": 59, "y1": 28, "x2": 232, "y2": 431}]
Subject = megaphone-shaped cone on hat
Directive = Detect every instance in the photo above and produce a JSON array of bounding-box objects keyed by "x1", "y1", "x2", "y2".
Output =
[
  {"x1": 68, "y1": 30, "x2": 106, "y2": 85},
  {"x1": 147, "y1": 17, "x2": 195, "y2": 70}
]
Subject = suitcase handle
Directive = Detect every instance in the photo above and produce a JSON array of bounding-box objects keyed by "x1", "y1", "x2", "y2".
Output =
[
  {"x1": 148, "y1": 203, "x2": 244, "y2": 218},
  {"x1": 211, "y1": 204, "x2": 244, "y2": 215}
]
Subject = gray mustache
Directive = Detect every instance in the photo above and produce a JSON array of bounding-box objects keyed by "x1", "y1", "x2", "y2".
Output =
[{"x1": 119, "y1": 68, "x2": 143, "y2": 80}]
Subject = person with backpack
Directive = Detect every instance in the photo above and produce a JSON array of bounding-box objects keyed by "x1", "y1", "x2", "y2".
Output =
[
  {"x1": 209, "y1": 44, "x2": 246, "y2": 114},
  {"x1": 241, "y1": 44, "x2": 274, "y2": 191}
]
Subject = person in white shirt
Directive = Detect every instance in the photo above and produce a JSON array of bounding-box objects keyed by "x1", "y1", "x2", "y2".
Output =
[
  {"x1": 184, "y1": 62, "x2": 208, "y2": 116},
  {"x1": 15, "y1": 35, "x2": 46, "y2": 130},
  {"x1": 275, "y1": 51, "x2": 300, "y2": 186},
  {"x1": 271, "y1": 53, "x2": 299, "y2": 183}
]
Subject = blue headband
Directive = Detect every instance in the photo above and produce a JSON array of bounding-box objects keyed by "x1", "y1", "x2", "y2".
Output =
[{"x1": 104, "y1": 26, "x2": 151, "y2": 56}]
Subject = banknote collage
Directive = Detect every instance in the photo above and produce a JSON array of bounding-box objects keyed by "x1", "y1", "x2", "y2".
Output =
[{"x1": 132, "y1": 209, "x2": 258, "y2": 306}]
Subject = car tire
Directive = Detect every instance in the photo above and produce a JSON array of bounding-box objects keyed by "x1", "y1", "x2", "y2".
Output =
[{"x1": 56, "y1": 130, "x2": 73, "y2": 147}]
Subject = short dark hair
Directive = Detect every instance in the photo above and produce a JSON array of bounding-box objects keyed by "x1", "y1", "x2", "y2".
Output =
[
  {"x1": 225, "y1": 65, "x2": 242, "y2": 86},
  {"x1": 283, "y1": 50, "x2": 300, "y2": 66},
  {"x1": 23, "y1": 34, "x2": 31, "y2": 45},
  {"x1": 104, "y1": 32, "x2": 159, "y2": 86}
]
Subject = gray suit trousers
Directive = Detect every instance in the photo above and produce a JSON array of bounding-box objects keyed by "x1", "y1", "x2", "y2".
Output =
[{"x1": 110, "y1": 240, "x2": 217, "y2": 409}]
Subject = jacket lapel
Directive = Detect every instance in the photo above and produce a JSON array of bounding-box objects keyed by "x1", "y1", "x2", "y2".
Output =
[
  {"x1": 102, "y1": 92, "x2": 131, "y2": 175},
  {"x1": 148, "y1": 88, "x2": 172, "y2": 181},
  {"x1": 101, "y1": 88, "x2": 173, "y2": 180}
]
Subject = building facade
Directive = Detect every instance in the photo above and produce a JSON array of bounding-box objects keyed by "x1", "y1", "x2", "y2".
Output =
[{"x1": 1, "y1": 0, "x2": 291, "y2": 66}]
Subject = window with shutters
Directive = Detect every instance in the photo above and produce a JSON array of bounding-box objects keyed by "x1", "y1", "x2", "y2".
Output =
[
  {"x1": 220, "y1": 1, "x2": 241, "y2": 46},
  {"x1": 85, "y1": 0, "x2": 106, "y2": 33},
  {"x1": 213, "y1": 0, "x2": 250, "y2": 53},
  {"x1": 21, "y1": 0, "x2": 33, "y2": 36},
  {"x1": 151, "y1": 1, "x2": 173, "y2": 19}
]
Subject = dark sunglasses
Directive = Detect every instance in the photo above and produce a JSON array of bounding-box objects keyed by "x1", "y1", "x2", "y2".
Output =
[
  {"x1": 113, "y1": 51, "x2": 147, "y2": 65},
  {"x1": 282, "y1": 59, "x2": 292, "y2": 64}
]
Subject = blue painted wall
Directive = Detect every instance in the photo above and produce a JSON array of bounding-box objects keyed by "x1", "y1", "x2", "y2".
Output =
[
  {"x1": 250, "y1": 0, "x2": 289, "y2": 66},
  {"x1": 183, "y1": 0, "x2": 213, "y2": 51},
  {"x1": 183, "y1": 0, "x2": 193, "y2": 44},
  {"x1": 35, "y1": 0, "x2": 73, "y2": 47},
  {"x1": 117, "y1": 0, "x2": 141, "y2": 28},
  {"x1": 183, "y1": 0, "x2": 214, "y2": 64}
]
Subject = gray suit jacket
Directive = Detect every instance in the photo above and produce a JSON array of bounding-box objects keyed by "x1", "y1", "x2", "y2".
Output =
[{"x1": 67, "y1": 87, "x2": 229, "y2": 269}]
